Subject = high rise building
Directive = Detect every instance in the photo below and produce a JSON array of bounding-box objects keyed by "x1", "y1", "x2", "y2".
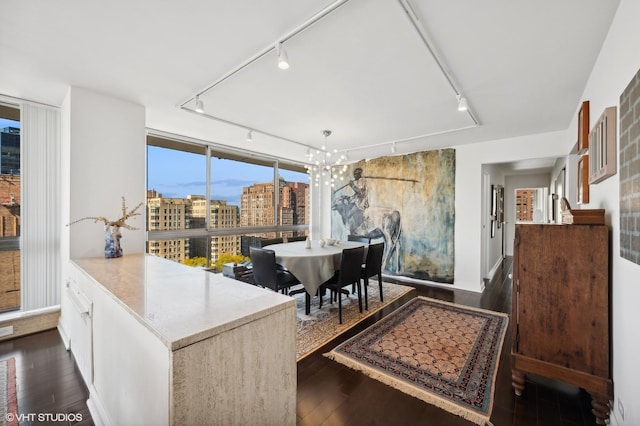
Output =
[
  {"x1": 0, "y1": 127, "x2": 20, "y2": 175},
  {"x1": 189, "y1": 197, "x2": 240, "y2": 264},
  {"x1": 0, "y1": 173, "x2": 20, "y2": 311},
  {"x1": 146, "y1": 179, "x2": 307, "y2": 267},
  {"x1": 147, "y1": 190, "x2": 191, "y2": 262},
  {"x1": 240, "y1": 178, "x2": 309, "y2": 227},
  {"x1": 515, "y1": 189, "x2": 536, "y2": 222}
]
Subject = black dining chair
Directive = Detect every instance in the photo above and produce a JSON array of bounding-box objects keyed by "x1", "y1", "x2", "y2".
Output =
[
  {"x1": 285, "y1": 235, "x2": 307, "y2": 242},
  {"x1": 347, "y1": 234, "x2": 371, "y2": 244},
  {"x1": 319, "y1": 246, "x2": 365, "y2": 324},
  {"x1": 361, "y1": 242, "x2": 385, "y2": 310},
  {"x1": 249, "y1": 247, "x2": 301, "y2": 295},
  {"x1": 258, "y1": 237, "x2": 284, "y2": 247}
]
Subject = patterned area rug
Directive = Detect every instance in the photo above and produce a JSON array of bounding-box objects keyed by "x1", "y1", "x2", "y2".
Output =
[
  {"x1": 295, "y1": 282, "x2": 414, "y2": 360},
  {"x1": 325, "y1": 297, "x2": 508, "y2": 425},
  {"x1": 0, "y1": 357, "x2": 18, "y2": 426}
]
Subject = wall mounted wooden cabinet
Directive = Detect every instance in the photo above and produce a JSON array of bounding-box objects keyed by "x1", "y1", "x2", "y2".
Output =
[
  {"x1": 577, "y1": 101, "x2": 590, "y2": 154},
  {"x1": 589, "y1": 106, "x2": 617, "y2": 184}
]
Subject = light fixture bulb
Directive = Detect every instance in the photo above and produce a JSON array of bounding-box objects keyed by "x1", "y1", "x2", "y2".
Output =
[
  {"x1": 457, "y1": 95, "x2": 468, "y2": 112},
  {"x1": 195, "y1": 95, "x2": 204, "y2": 113},
  {"x1": 276, "y1": 42, "x2": 290, "y2": 70}
]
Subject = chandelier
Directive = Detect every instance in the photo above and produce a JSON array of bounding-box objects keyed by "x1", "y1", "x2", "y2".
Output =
[{"x1": 305, "y1": 130, "x2": 348, "y2": 187}]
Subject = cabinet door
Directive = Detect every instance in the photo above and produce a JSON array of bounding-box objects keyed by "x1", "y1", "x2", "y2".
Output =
[{"x1": 513, "y1": 225, "x2": 609, "y2": 377}]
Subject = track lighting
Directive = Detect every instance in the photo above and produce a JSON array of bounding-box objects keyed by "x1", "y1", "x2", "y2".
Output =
[
  {"x1": 276, "y1": 42, "x2": 290, "y2": 70},
  {"x1": 391, "y1": 142, "x2": 397, "y2": 154},
  {"x1": 457, "y1": 95, "x2": 468, "y2": 112},
  {"x1": 194, "y1": 95, "x2": 204, "y2": 113},
  {"x1": 246, "y1": 130, "x2": 253, "y2": 142}
]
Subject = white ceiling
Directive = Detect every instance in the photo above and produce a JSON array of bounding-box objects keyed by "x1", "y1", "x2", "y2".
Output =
[{"x1": 0, "y1": 0, "x2": 620, "y2": 165}]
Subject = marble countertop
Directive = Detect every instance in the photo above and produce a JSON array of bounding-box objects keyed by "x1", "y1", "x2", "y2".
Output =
[{"x1": 72, "y1": 254, "x2": 295, "y2": 351}]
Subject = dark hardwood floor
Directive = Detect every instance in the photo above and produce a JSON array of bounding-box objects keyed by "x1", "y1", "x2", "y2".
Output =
[
  {"x1": 0, "y1": 330, "x2": 92, "y2": 425},
  {"x1": 0, "y1": 257, "x2": 597, "y2": 425},
  {"x1": 297, "y1": 257, "x2": 598, "y2": 426}
]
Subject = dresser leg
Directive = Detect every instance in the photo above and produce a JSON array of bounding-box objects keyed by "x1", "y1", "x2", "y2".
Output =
[
  {"x1": 589, "y1": 392, "x2": 610, "y2": 425},
  {"x1": 511, "y1": 369, "x2": 525, "y2": 396}
]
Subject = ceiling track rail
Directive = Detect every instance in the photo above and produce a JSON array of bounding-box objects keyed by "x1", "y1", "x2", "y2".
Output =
[
  {"x1": 397, "y1": 0, "x2": 479, "y2": 126},
  {"x1": 178, "y1": 0, "x2": 479, "y2": 158},
  {"x1": 179, "y1": 0, "x2": 351, "y2": 107}
]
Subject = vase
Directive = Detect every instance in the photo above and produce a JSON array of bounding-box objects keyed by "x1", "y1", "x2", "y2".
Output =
[{"x1": 104, "y1": 226, "x2": 123, "y2": 258}]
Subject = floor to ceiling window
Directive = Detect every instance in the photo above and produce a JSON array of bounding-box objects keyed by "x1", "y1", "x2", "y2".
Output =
[
  {"x1": 146, "y1": 135, "x2": 309, "y2": 270},
  {"x1": 0, "y1": 104, "x2": 20, "y2": 312}
]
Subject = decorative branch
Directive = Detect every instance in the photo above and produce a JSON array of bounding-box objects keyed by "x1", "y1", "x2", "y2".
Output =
[{"x1": 67, "y1": 197, "x2": 143, "y2": 230}]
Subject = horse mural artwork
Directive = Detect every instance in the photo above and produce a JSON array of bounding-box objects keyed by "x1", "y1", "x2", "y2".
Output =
[
  {"x1": 331, "y1": 194, "x2": 402, "y2": 272},
  {"x1": 331, "y1": 150, "x2": 456, "y2": 285},
  {"x1": 331, "y1": 167, "x2": 413, "y2": 274}
]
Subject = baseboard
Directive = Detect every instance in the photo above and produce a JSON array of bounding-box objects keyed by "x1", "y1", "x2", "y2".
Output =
[
  {"x1": 0, "y1": 306, "x2": 60, "y2": 342},
  {"x1": 57, "y1": 324, "x2": 71, "y2": 350},
  {"x1": 486, "y1": 257, "x2": 503, "y2": 283},
  {"x1": 87, "y1": 385, "x2": 112, "y2": 426},
  {"x1": 609, "y1": 402, "x2": 621, "y2": 426}
]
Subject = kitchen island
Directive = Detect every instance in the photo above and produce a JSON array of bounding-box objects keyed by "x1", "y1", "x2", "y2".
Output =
[{"x1": 59, "y1": 254, "x2": 296, "y2": 426}]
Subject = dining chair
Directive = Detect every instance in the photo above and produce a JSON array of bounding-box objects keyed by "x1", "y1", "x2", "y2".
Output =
[
  {"x1": 258, "y1": 237, "x2": 284, "y2": 247},
  {"x1": 285, "y1": 235, "x2": 307, "y2": 242},
  {"x1": 319, "y1": 246, "x2": 365, "y2": 324},
  {"x1": 347, "y1": 234, "x2": 371, "y2": 244},
  {"x1": 249, "y1": 247, "x2": 301, "y2": 295},
  {"x1": 361, "y1": 242, "x2": 385, "y2": 310}
]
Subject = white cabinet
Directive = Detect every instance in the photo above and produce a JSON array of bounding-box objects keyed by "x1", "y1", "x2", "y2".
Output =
[{"x1": 59, "y1": 254, "x2": 296, "y2": 426}]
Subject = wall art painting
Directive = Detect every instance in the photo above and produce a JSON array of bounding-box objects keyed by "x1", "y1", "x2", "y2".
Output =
[
  {"x1": 620, "y1": 69, "x2": 640, "y2": 266},
  {"x1": 331, "y1": 149, "x2": 455, "y2": 284}
]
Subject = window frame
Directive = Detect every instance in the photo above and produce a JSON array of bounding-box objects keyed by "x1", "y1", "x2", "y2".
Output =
[{"x1": 146, "y1": 132, "x2": 310, "y2": 265}]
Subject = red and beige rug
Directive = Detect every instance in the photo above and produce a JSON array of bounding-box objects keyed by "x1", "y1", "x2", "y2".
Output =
[
  {"x1": 0, "y1": 357, "x2": 18, "y2": 426},
  {"x1": 325, "y1": 296, "x2": 508, "y2": 425},
  {"x1": 295, "y1": 281, "x2": 414, "y2": 360}
]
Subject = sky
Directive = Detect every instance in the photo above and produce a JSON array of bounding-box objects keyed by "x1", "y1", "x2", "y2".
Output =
[
  {"x1": 147, "y1": 146, "x2": 308, "y2": 206},
  {"x1": 1, "y1": 118, "x2": 307, "y2": 205},
  {"x1": 0, "y1": 118, "x2": 18, "y2": 129}
]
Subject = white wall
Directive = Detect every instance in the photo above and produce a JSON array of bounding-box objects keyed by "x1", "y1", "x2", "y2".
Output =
[
  {"x1": 66, "y1": 87, "x2": 146, "y2": 259},
  {"x1": 453, "y1": 131, "x2": 568, "y2": 292},
  {"x1": 480, "y1": 163, "x2": 506, "y2": 281},
  {"x1": 576, "y1": 0, "x2": 640, "y2": 423},
  {"x1": 503, "y1": 173, "x2": 552, "y2": 256}
]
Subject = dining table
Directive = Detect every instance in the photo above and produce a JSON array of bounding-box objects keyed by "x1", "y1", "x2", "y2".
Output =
[{"x1": 264, "y1": 240, "x2": 367, "y2": 311}]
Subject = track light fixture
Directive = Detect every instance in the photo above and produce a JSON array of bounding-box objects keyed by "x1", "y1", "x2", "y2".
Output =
[
  {"x1": 457, "y1": 94, "x2": 468, "y2": 112},
  {"x1": 246, "y1": 130, "x2": 253, "y2": 142},
  {"x1": 275, "y1": 42, "x2": 290, "y2": 70},
  {"x1": 194, "y1": 95, "x2": 204, "y2": 113},
  {"x1": 391, "y1": 142, "x2": 397, "y2": 154}
]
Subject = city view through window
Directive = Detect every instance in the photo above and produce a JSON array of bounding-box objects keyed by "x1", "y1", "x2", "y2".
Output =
[
  {"x1": 146, "y1": 141, "x2": 310, "y2": 270},
  {"x1": 0, "y1": 115, "x2": 21, "y2": 312}
]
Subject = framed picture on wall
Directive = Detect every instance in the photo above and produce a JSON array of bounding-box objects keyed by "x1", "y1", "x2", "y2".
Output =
[
  {"x1": 491, "y1": 185, "x2": 497, "y2": 218},
  {"x1": 496, "y1": 185, "x2": 504, "y2": 228},
  {"x1": 578, "y1": 100, "x2": 590, "y2": 154},
  {"x1": 555, "y1": 168, "x2": 566, "y2": 223},
  {"x1": 577, "y1": 155, "x2": 590, "y2": 204}
]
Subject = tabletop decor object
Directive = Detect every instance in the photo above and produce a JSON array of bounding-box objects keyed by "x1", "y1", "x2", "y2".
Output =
[
  {"x1": 67, "y1": 196, "x2": 143, "y2": 258},
  {"x1": 305, "y1": 237, "x2": 311, "y2": 249},
  {"x1": 325, "y1": 296, "x2": 508, "y2": 425}
]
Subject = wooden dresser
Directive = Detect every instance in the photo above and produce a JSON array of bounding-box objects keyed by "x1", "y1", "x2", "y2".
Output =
[{"x1": 511, "y1": 224, "x2": 612, "y2": 425}]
